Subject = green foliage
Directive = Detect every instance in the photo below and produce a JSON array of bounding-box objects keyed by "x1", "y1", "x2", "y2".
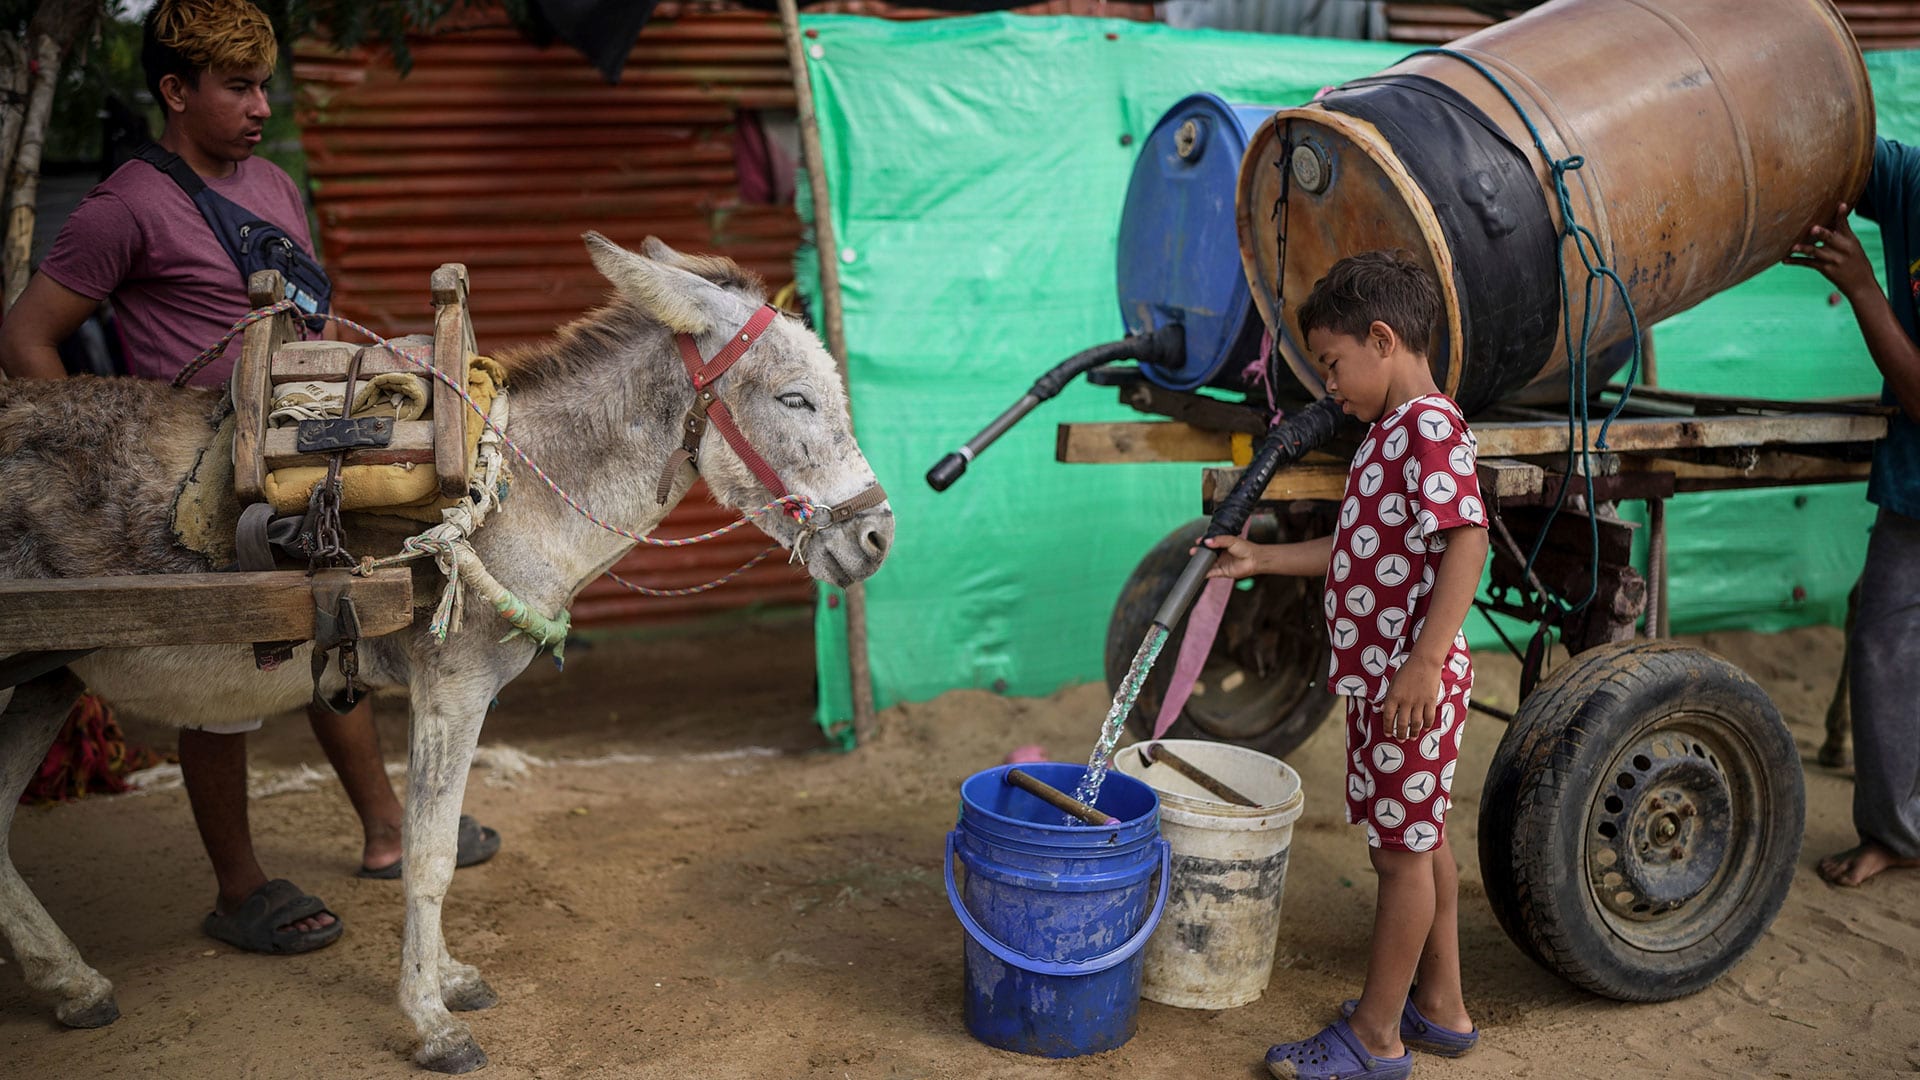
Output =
[{"x1": 272, "y1": 0, "x2": 532, "y2": 74}]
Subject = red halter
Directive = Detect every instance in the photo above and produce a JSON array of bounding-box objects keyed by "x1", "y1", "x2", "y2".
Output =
[{"x1": 657, "y1": 305, "x2": 887, "y2": 532}]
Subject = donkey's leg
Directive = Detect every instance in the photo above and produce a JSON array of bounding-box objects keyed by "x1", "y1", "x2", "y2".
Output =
[
  {"x1": 398, "y1": 676, "x2": 495, "y2": 1073},
  {"x1": 0, "y1": 671, "x2": 119, "y2": 1028}
]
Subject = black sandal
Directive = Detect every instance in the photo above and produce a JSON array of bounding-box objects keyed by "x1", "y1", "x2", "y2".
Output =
[{"x1": 202, "y1": 879, "x2": 343, "y2": 955}]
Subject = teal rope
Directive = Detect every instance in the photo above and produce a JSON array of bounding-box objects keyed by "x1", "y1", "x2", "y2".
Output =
[{"x1": 1404, "y1": 47, "x2": 1645, "y2": 615}]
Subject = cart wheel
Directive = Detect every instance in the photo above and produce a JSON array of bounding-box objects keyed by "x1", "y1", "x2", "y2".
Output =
[
  {"x1": 1478, "y1": 641, "x2": 1804, "y2": 1001},
  {"x1": 1106, "y1": 517, "x2": 1334, "y2": 759}
]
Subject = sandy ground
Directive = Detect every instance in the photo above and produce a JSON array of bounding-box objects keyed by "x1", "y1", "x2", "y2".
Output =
[{"x1": 2, "y1": 615, "x2": 1915, "y2": 1079}]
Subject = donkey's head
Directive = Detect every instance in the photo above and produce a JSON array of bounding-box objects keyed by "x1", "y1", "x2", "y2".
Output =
[{"x1": 581, "y1": 233, "x2": 892, "y2": 588}]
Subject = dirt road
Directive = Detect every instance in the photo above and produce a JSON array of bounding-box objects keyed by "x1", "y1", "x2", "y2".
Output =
[{"x1": 2, "y1": 617, "x2": 1913, "y2": 1078}]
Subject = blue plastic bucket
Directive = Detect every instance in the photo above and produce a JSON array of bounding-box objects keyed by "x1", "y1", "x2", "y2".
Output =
[{"x1": 944, "y1": 763, "x2": 1170, "y2": 1057}]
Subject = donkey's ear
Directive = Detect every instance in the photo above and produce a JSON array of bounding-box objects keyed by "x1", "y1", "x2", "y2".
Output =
[
  {"x1": 583, "y1": 231, "x2": 717, "y2": 335},
  {"x1": 640, "y1": 235, "x2": 768, "y2": 300}
]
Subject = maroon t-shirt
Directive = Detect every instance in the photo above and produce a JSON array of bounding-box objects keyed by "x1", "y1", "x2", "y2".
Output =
[{"x1": 38, "y1": 156, "x2": 314, "y2": 387}]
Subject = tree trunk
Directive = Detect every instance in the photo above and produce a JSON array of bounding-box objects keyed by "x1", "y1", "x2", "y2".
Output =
[
  {"x1": 3, "y1": 0, "x2": 99, "y2": 313},
  {"x1": 0, "y1": 33, "x2": 26, "y2": 215}
]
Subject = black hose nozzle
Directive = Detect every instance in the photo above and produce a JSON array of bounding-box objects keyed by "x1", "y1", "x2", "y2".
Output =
[
  {"x1": 925, "y1": 323, "x2": 1185, "y2": 492},
  {"x1": 1150, "y1": 396, "x2": 1346, "y2": 630}
]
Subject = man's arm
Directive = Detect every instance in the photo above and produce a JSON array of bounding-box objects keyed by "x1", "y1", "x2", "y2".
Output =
[
  {"x1": 1786, "y1": 201, "x2": 1920, "y2": 422},
  {"x1": 0, "y1": 274, "x2": 99, "y2": 380}
]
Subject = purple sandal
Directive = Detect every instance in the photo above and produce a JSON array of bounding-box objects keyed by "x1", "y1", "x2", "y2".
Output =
[
  {"x1": 1339, "y1": 996, "x2": 1479, "y2": 1058},
  {"x1": 1266, "y1": 1019, "x2": 1413, "y2": 1080}
]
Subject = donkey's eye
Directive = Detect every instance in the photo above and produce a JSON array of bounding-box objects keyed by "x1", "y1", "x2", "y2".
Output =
[{"x1": 777, "y1": 392, "x2": 815, "y2": 411}]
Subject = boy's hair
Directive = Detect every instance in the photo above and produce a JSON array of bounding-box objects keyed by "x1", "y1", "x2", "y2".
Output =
[
  {"x1": 1296, "y1": 249, "x2": 1440, "y2": 356},
  {"x1": 142, "y1": 0, "x2": 279, "y2": 102}
]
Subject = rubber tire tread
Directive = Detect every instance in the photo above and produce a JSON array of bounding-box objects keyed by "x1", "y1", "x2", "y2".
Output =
[{"x1": 1477, "y1": 640, "x2": 1804, "y2": 1002}]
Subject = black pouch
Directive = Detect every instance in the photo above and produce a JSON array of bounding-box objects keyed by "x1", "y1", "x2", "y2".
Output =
[{"x1": 135, "y1": 142, "x2": 332, "y2": 329}]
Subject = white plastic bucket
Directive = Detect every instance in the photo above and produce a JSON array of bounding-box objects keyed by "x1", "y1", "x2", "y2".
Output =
[{"x1": 1114, "y1": 739, "x2": 1304, "y2": 1009}]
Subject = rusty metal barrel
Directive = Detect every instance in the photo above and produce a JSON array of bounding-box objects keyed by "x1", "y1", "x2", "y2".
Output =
[{"x1": 1237, "y1": 0, "x2": 1874, "y2": 413}]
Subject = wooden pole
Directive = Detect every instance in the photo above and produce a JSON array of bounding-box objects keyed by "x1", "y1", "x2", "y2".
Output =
[
  {"x1": 777, "y1": 0, "x2": 878, "y2": 745},
  {"x1": 1005, "y1": 769, "x2": 1119, "y2": 827}
]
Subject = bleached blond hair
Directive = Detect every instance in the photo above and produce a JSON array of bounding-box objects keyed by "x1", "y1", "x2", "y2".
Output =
[{"x1": 142, "y1": 0, "x2": 279, "y2": 100}]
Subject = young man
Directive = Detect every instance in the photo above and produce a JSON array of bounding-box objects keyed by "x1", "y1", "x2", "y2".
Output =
[
  {"x1": 1786, "y1": 137, "x2": 1920, "y2": 887},
  {"x1": 0, "y1": 0, "x2": 498, "y2": 953},
  {"x1": 1205, "y1": 251, "x2": 1488, "y2": 1079}
]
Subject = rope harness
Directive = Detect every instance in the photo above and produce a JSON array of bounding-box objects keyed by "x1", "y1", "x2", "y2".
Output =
[
  {"x1": 188, "y1": 300, "x2": 884, "y2": 672},
  {"x1": 660, "y1": 305, "x2": 889, "y2": 568}
]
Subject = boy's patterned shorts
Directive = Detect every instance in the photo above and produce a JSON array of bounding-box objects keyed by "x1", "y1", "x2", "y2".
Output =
[{"x1": 1343, "y1": 679, "x2": 1471, "y2": 851}]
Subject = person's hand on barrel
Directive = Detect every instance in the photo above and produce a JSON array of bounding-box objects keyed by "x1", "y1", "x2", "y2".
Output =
[{"x1": 1785, "y1": 201, "x2": 1879, "y2": 301}]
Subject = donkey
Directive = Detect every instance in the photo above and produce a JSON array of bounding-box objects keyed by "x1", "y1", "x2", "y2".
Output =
[{"x1": 0, "y1": 234, "x2": 893, "y2": 1072}]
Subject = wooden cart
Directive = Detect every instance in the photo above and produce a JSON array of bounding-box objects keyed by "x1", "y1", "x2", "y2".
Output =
[{"x1": 1059, "y1": 368, "x2": 1888, "y2": 1002}]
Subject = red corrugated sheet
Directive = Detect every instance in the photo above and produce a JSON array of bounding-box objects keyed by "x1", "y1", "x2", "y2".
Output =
[
  {"x1": 1387, "y1": 1, "x2": 1920, "y2": 48},
  {"x1": 295, "y1": 10, "x2": 809, "y2": 628},
  {"x1": 294, "y1": 3, "x2": 1148, "y2": 628}
]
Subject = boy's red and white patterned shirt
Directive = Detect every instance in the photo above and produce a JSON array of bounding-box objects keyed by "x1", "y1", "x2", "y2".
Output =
[{"x1": 1323, "y1": 394, "x2": 1488, "y2": 701}]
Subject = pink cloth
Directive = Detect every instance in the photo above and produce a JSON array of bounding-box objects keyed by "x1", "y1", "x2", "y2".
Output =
[
  {"x1": 1152, "y1": 572, "x2": 1233, "y2": 741},
  {"x1": 1324, "y1": 395, "x2": 1487, "y2": 702},
  {"x1": 37, "y1": 156, "x2": 313, "y2": 387}
]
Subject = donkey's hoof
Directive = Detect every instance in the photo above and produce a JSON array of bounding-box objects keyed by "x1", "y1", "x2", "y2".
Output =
[
  {"x1": 444, "y1": 978, "x2": 499, "y2": 1012},
  {"x1": 1818, "y1": 743, "x2": 1851, "y2": 769},
  {"x1": 57, "y1": 997, "x2": 120, "y2": 1029},
  {"x1": 419, "y1": 1039, "x2": 489, "y2": 1074}
]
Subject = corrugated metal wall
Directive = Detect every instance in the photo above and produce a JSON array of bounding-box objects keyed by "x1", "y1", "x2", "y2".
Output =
[
  {"x1": 294, "y1": 10, "x2": 808, "y2": 628},
  {"x1": 293, "y1": 2, "x2": 1148, "y2": 628},
  {"x1": 1386, "y1": 1, "x2": 1920, "y2": 48}
]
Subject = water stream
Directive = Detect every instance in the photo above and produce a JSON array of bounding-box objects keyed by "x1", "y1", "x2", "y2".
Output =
[{"x1": 1068, "y1": 623, "x2": 1170, "y2": 819}]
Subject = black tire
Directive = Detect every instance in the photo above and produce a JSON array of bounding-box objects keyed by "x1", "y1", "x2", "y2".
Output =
[
  {"x1": 1478, "y1": 641, "x2": 1804, "y2": 1001},
  {"x1": 1105, "y1": 517, "x2": 1334, "y2": 759}
]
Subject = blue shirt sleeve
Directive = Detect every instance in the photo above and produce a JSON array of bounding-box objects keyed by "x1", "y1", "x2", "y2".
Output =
[{"x1": 1859, "y1": 136, "x2": 1920, "y2": 225}]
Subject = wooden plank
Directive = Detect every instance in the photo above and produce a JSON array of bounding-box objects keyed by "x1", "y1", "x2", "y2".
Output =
[
  {"x1": 431, "y1": 263, "x2": 475, "y2": 500},
  {"x1": 1625, "y1": 452, "x2": 1875, "y2": 491},
  {"x1": 1203, "y1": 463, "x2": 1349, "y2": 503},
  {"x1": 1472, "y1": 413, "x2": 1887, "y2": 457},
  {"x1": 1477, "y1": 458, "x2": 1545, "y2": 500},
  {"x1": 1056, "y1": 421, "x2": 1234, "y2": 464},
  {"x1": 263, "y1": 421, "x2": 437, "y2": 469},
  {"x1": 233, "y1": 271, "x2": 298, "y2": 504},
  {"x1": 0, "y1": 569, "x2": 414, "y2": 652},
  {"x1": 270, "y1": 337, "x2": 434, "y2": 383}
]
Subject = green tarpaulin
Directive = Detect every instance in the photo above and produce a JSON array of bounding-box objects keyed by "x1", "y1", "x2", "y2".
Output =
[{"x1": 797, "y1": 13, "x2": 1912, "y2": 741}]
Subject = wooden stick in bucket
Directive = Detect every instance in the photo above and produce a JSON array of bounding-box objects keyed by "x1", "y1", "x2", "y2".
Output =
[
  {"x1": 1139, "y1": 743, "x2": 1260, "y2": 808},
  {"x1": 1005, "y1": 769, "x2": 1118, "y2": 826}
]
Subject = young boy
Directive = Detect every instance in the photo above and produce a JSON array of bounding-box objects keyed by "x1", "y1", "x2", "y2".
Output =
[{"x1": 1204, "y1": 250, "x2": 1489, "y2": 1080}]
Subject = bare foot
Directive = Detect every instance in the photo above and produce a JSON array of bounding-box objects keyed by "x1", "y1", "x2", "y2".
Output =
[
  {"x1": 1819, "y1": 841, "x2": 1920, "y2": 886},
  {"x1": 360, "y1": 819, "x2": 403, "y2": 876}
]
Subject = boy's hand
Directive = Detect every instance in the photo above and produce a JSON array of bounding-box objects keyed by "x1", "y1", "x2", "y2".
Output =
[
  {"x1": 1784, "y1": 202, "x2": 1879, "y2": 301},
  {"x1": 1199, "y1": 535, "x2": 1263, "y2": 579},
  {"x1": 1380, "y1": 654, "x2": 1444, "y2": 740}
]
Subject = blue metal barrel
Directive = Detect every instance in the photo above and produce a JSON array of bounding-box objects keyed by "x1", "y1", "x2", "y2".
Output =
[{"x1": 1117, "y1": 94, "x2": 1277, "y2": 392}]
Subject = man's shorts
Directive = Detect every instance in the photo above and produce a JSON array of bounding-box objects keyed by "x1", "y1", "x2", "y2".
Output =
[{"x1": 1343, "y1": 678, "x2": 1471, "y2": 851}]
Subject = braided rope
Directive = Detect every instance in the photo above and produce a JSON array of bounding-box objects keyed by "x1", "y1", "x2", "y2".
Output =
[
  {"x1": 170, "y1": 299, "x2": 296, "y2": 387},
  {"x1": 604, "y1": 544, "x2": 781, "y2": 597}
]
